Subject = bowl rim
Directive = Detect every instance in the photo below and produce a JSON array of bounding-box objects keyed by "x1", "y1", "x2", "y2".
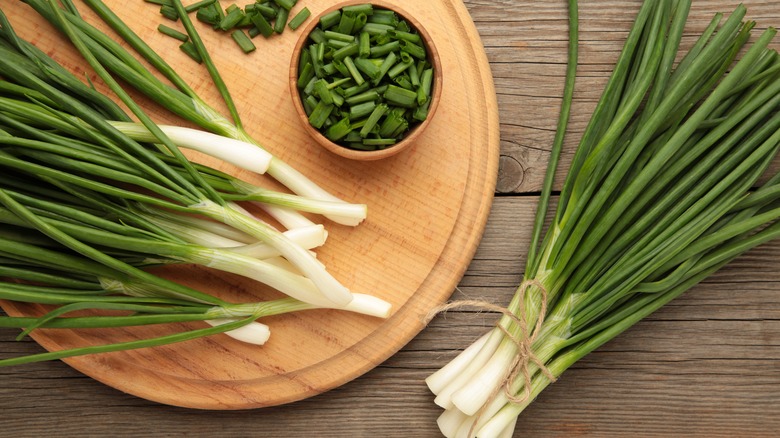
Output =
[{"x1": 289, "y1": 0, "x2": 443, "y2": 161}]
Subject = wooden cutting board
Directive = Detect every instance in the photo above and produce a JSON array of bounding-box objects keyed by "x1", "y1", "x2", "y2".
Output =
[{"x1": 0, "y1": 0, "x2": 499, "y2": 409}]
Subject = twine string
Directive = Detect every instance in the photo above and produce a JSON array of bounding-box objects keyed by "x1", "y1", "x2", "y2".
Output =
[{"x1": 424, "y1": 279, "x2": 557, "y2": 435}]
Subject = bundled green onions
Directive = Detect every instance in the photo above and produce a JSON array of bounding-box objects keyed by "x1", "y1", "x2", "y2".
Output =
[
  {"x1": 0, "y1": 0, "x2": 388, "y2": 365},
  {"x1": 427, "y1": 1, "x2": 780, "y2": 436}
]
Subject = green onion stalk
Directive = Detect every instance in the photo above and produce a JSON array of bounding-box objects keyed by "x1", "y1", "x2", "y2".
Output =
[
  {"x1": 0, "y1": 197, "x2": 387, "y2": 366},
  {"x1": 0, "y1": 2, "x2": 391, "y2": 363},
  {"x1": 20, "y1": 0, "x2": 365, "y2": 227},
  {"x1": 0, "y1": 103, "x2": 390, "y2": 309},
  {"x1": 426, "y1": 1, "x2": 780, "y2": 436},
  {"x1": 0, "y1": 4, "x2": 376, "y2": 308}
]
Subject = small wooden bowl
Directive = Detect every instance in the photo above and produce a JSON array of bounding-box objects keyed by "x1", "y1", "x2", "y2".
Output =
[{"x1": 290, "y1": 1, "x2": 442, "y2": 161}]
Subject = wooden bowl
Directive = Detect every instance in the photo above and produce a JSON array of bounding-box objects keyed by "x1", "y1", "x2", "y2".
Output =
[{"x1": 289, "y1": 1, "x2": 443, "y2": 161}]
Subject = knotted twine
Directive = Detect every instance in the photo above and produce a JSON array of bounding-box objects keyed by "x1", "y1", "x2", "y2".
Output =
[{"x1": 424, "y1": 279, "x2": 557, "y2": 431}]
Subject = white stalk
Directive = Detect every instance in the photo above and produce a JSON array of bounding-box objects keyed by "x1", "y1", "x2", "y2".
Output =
[
  {"x1": 341, "y1": 293, "x2": 392, "y2": 318},
  {"x1": 454, "y1": 416, "x2": 478, "y2": 438},
  {"x1": 258, "y1": 203, "x2": 320, "y2": 230},
  {"x1": 266, "y1": 158, "x2": 347, "y2": 203},
  {"x1": 451, "y1": 339, "x2": 519, "y2": 416},
  {"x1": 111, "y1": 122, "x2": 272, "y2": 174},
  {"x1": 186, "y1": 247, "x2": 339, "y2": 307},
  {"x1": 227, "y1": 225, "x2": 327, "y2": 258},
  {"x1": 260, "y1": 256, "x2": 303, "y2": 274},
  {"x1": 193, "y1": 200, "x2": 354, "y2": 306},
  {"x1": 231, "y1": 180, "x2": 367, "y2": 226},
  {"x1": 437, "y1": 407, "x2": 470, "y2": 438},
  {"x1": 205, "y1": 319, "x2": 271, "y2": 345},
  {"x1": 476, "y1": 374, "x2": 553, "y2": 438},
  {"x1": 496, "y1": 417, "x2": 518, "y2": 438},
  {"x1": 190, "y1": 97, "x2": 357, "y2": 216},
  {"x1": 432, "y1": 328, "x2": 505, "y2": 409},
  {"x1": 426, "y1": 332, "x2": 491, "y2": 395}
]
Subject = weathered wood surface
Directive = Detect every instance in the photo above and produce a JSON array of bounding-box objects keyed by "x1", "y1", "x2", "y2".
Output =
[{"x1": 2, "y1": 0, "x2": 780, "y2": 436}]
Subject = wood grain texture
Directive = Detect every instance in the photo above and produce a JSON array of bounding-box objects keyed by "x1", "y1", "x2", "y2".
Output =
[{"x1": 2, "y1": 0, "x2": 780, "y2": 436}]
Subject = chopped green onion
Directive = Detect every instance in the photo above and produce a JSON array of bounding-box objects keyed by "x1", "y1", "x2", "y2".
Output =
[
  {"x1": 297, "y1": 5, "x2": 435, "y2": 150},
  {"x1": 343, "y1": 4, "x2": 373, "y2": 15},
  {"x1": 313, "y1": 79, "x2": 334, "y2": 104},
  {"x1": 157, "y1": 24, "x2": 189, "y2": 42},
  {"x1": 369, "y1": 40, "x2": 400, "y2": 57},
  {"x1": 218, "y1": 7, "x2": 244, "y2": 31},
  {"x1": 159, "y1": 4, "x2": 179, "y2": 20},
  {"x1": 418, "y1": 68, "x2": 432, "y2": 105},
  {"x1": 273, "y1": 7, "x2": 289, "y2": 34},
  {"x1": 359, "y1": 103, "x2": 388, "y2": 137},
  {"x1": 297, "y1": 62, "x2": 314, "y2": 88},
  {"x1": 251, "y1": 12, "x2": 275, "y2": 38},
  {"x1": 273, "y1": 0, "x2": 296, "y2": 11},
  {"x1": 319, "y1": 10, "x2": 341, "y2": 29},
  {"x1": 349, "y1": 101, "x2": 376, "y2": 119},
  {"x1": 308, "y1": 100, "x2": 334, "y2": 129},
  {"x1": 387, "y1": 52, "x2": 414, "y2": 78},
  {"x1": 332, "y1": 42, "x2": 359, "y2": 60},
  {"x1": 195, "y1": 3, "x2": 221, "y2": 25},
  {"x1": 287, "y1": 7, "x2": 311, "y2": 30},
  {"x1": 230, "y1": 29, "x2": 255, "y2": 53},
  {"x1": 368, "y1": 9, "x2": 397, "y2": 26},
  {"x1": 325, "y1": 117, "x2": 351, "y2": 141},
  {"x1": 345, "y1": 90, "x2": 379, "y2": 105},
  {"x1": 324, "y1": 30, "x2": 355, "y2": 42},
  {"x1": 400, "y1": 39, "x2": 426, "y2": 59},
  {"x1": 255, "y1": 3, "x2": 277, "y2": 18},
  {"x1": 179, "y1": 40, "x2": 202, "y2": 63},
  {"x1": 362, "y1": 22, "x2": 393, "y2": 35},
  {"x1": 184, "y1": 0, "x2": 216, "y2": 13},
  {"x1": 362, "y1": 138, "x2": 396, "y2": 146},
  {"x1": 337, "y1": 11, "x2": 356, "y2": 35},
  {"x1": 343, "y1": 56, "x2": 365, "y2": 85}
]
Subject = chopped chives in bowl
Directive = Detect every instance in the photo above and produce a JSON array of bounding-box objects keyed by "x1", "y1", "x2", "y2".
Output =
[{"x1": 291, "y1": 2, "x2": 439, "y2": 158}]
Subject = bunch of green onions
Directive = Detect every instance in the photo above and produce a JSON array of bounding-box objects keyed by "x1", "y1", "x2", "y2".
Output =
[
  {"x1": 0, "y1": 0, "x2": 389, "y2": 365},
  {"x1": 427, "y1": 1, "x2": 780, "y2": 436}
]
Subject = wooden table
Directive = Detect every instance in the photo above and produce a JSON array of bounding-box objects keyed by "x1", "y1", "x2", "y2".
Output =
[{"x1": 2, "y1": 0, "x2": 780, "y2": 436}]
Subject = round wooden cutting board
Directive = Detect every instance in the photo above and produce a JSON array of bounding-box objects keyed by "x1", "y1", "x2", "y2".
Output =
[{"x1": 0, "y1": 0, "x2": 499, "y2": 409}]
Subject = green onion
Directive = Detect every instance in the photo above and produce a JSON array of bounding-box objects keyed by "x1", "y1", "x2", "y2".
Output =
[
  {"x1": 184, "y1": 0, "x2": 216, "y2": 13},
  {"x1": 195, "y1": 3, "x2": 220, "y2": 25},
  {"x1": 218, "y1": 7, "x2": 244, "y2": 30},
  {"x1": 383, "y1": 84, "x2": 416, "y2": 107},
  {"x1": 273, "y1": 6, "x2": 289, "y2": 34},
  {"x1": 308, "y1": 100, "x2": 334, "y2": 128},
  {"x1": 427, "y1": 2, "x2": 780, "y2": 436},
  {"x1": 319, "y1": 10, "x2": 341, "y2": 29},
  {"x1": 159, "y1": 4, "x2": 178, "y2": 20},
  {"x1": 230, "y1": 29, "x2": 255, "y2": 53},
  {"x1": 273, "y1": 0, "x2": 296, "y2": 11},
  {"x1": 325, "y1": 117, "x2": 351, "y2": 141},
  {"x1": 25, "y1": 0, "x2": 359, "y2": 225},
  {"x1": 148, "y1": 0, "x2": 308, "y2": 53},
  {"x1": 359, "y1": 103, "x2": 388, "y2": 137},
  {"x1": 179, "y1": 40, "x2": 202, "y2": 63},
  {"x1": 250, "y1": 12, "x2": 274, "y2": 38},
  {"x1": 287, "y1": 7, "x2": 310, "y2": 30},
  {"x1": 157, "y1": 23, "x2": 188, "y2": 42}
]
